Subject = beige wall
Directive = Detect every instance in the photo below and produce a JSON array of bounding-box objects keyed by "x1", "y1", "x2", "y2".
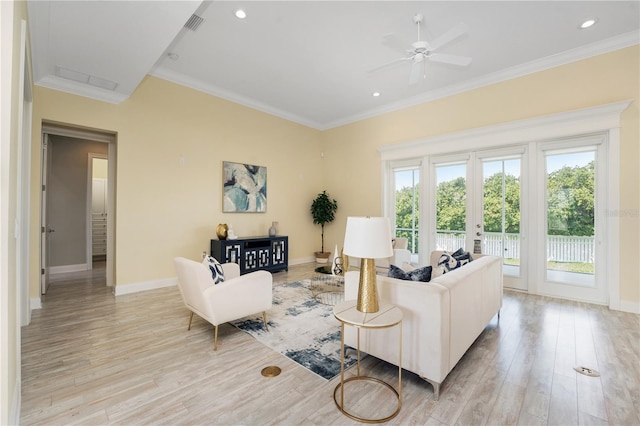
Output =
[
  {"x1": 29, "y1": 47, "x2": 639, "y2": 308},
  {"x1": 30, "y1": 76, "x2": 324, "y2": 295},
  {"x1": 322, "y1": 46, "x2": 640, "y2": 308}
]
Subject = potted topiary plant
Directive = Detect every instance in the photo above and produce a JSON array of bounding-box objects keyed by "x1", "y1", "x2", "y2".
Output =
[{"x1": 310, "y1": 190, "x2": 338, "y2": 263}]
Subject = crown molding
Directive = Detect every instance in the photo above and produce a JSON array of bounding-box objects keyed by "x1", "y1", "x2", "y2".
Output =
[
  {"x1": 150, "y1": 67, "x2": 324, "y2": 130},
  {"x1": 322, "y1": 30, "x2": 640, "y2": 130},
  {"x1": 38, "y1": 30, "x2": 637, "y2": 130},
  {"x1": 378, "y1": 100, "x2": 632, "y2": 160}
]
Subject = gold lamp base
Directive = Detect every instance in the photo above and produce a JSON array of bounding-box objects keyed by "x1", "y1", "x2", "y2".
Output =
[{"x1": 357, "y1": 258, "x2": 379, "y2": 313}]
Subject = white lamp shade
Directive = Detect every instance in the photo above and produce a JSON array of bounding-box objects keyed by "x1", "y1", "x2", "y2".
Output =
[{"x1": 343, "y1": 216, "x2": 394, "y2": 259}]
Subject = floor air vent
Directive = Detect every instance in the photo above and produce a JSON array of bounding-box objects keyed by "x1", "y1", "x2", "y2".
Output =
[{"x1": 574, "y1": 366, "x2": 600, "y2": 377}]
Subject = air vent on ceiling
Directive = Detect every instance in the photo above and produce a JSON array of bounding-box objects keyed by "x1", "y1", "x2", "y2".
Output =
[
  {"x1": 55, "y1": 66, "x2": 118, "y2": 91},
  {"x1": 184, "y1": 14, "x2": 204, "y2": 31}
]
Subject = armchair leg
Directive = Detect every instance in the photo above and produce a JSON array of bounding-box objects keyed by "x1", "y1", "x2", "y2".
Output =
[
  {"x1": 214, "y1": 325, "x2": 219, "y2": 351},
  {"x1": 262, "y1": 311, "x2": 269, "y2": 331},
  {"x1": 187, "y1": 311, "x2": 194, "y2": 330}
]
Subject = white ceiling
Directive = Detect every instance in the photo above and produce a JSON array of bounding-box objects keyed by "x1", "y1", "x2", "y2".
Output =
[{"x1": 28, "y1": 1, "x2": 640, "y2": 130}]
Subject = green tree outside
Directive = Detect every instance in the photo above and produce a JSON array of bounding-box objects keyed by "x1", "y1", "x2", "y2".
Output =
[
  {"x1": 547, "y1": 161, "x2": 595, "y2": 236},
  {"x1": 395, "y1": 184, "x2": 419, "y2": 253},
  {"x1": 394, "y1": 161, "x2": 594, "y2": 265}
]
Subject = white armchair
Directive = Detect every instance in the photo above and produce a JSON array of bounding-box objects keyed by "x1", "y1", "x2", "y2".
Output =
[{"x1": 173, "y1": 257, "x2": 273, "y2": 350}]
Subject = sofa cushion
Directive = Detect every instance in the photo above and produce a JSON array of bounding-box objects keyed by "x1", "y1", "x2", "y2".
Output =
[
  {"x1": 388, "y1": 264, "x2": 433, "y2": 282},
  {"x1": 202, "y1": 255, "x2": 225, "y2": 284},
  {"x1": 437, "y1": 249, "x2": 473, "y2": 275}
]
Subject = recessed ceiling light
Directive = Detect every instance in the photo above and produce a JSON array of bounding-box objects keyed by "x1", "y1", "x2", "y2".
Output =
[
  {"x1": 235, "y1": 9, "x2": 247, "y2": 19},
  {"x1": 580, "y1": 19, "x2": 597, "y2": 29},
  {"x1": 372, "y1": 92, "x2": 381, "y2": 97}
]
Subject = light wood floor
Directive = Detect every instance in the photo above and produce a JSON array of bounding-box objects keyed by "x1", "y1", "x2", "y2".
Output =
[{"x1": 21, "y1": 262, "x2": 640, "y2": 425}]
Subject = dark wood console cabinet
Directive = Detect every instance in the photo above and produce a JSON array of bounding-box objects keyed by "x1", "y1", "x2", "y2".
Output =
[{"x1": 210, "y1": 235, "x2": 288, "y2": 274}]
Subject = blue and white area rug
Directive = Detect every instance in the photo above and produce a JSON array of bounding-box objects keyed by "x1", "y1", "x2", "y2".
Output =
[{"x1": 231, "y1": 280, "x2": 357, "y2": 380}]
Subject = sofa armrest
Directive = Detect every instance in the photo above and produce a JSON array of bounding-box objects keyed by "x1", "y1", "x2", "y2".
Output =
[{"x1": 344, "y1": 271, "x2": 451, "y2": 384}]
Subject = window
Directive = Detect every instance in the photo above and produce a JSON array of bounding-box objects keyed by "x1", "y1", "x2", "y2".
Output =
[{"x1": 392, "y1": 164, "x2": 420, "y2": 254}]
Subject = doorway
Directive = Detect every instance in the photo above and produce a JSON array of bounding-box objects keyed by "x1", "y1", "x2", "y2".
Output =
[{"x1": 40, "y1": 125, "x2": 116, "y2": 295}]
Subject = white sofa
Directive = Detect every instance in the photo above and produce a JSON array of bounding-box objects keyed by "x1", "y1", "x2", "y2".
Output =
[{"x1": 344, "y1": 251, "x2": 503, "y2": 399}]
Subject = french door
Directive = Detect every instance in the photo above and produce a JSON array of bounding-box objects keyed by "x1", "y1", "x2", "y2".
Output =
[
  {"x1": 389, "y1": 160, "x2": 421, "y2": 259},
  {"x1": 426, "y1": 135, "x2": 608, "y2": 302},
  {"x1": 535, "y1": 136, "x2": 607, "y2": 304},
  {"x1": 430, "y1": 148, "x2": 526, "y2": 290}
]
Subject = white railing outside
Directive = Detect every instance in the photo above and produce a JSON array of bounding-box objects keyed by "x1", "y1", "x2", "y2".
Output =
[
  {"x1": 544, "y1": 235, "x2": 594, "y2": 263},
  {"x1": 435, "y1": 231, "x2": 466, "y2": 252},
  {"x1": 434, "y1": 231, "x2": 594, "y2": 263}
]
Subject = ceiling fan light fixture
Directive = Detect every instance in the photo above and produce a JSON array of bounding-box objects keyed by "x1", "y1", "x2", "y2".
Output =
[
  {"x1": 235, "y1": 9, "x2": 247, "y2": 19},
  {"x1": 579, "y1": 18, "x2": 597, "y2": 29}
]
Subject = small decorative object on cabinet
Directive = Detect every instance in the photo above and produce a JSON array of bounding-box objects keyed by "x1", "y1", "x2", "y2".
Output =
[
  {"x1": 216, "y1": 224, "x2": 228, "y2": 240},
  {"x1": 268, "y1": 221, "x2": 278, "y2": 237},
  {"x1": 211, "y1": 235, "x2": 288, "y2": 274},
  {"x1": 227, "y1": 224, "x2": 238, "y2": 239}
]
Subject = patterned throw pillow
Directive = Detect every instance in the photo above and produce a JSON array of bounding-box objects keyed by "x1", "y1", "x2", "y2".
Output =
[
  {"x1": 202, "y1": 255, "x2": 225, "y2": 284},
  {"x1": 388, "y1": 264, "x2": 433, "y2": 282},
  {"x1": 437, "y1": 248, "x2": 473, "y2": 275}
]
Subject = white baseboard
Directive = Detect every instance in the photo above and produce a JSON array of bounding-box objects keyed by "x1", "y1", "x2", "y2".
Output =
[
  {"x1": 49, "y1": 263, "x2": 89, "y2": 274},
  {"x1": 289, "y1": 256, "x2": 315, "y2": 266},
  {"x1": 114, "y1": 277, "x2": 178, "y2": 296},
  {"x1": 30, "y1": 297, "x2": 42, "y2": 310},
  {"x1": 618, "y1": 299, "x2": 640, "y2": 314}
]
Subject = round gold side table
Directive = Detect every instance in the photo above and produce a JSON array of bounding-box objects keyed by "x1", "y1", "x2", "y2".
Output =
[{"x1": 332, "y1": 300, "x2": 403, "y2": 423}]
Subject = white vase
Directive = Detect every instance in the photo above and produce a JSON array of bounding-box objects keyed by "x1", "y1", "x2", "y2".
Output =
[
  {"x1": 269, "y1": 221, "x2": 278, "y2": 237},
  {"x1": 331, "y1": 244, "x2": 343, "y2": 275}
]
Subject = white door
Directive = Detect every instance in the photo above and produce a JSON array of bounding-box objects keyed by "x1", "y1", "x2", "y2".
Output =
[
  {"x1": 40, "y1": 134, "x2": 51, "y2": 294},
  {"x1": 431, "y1": 155, "x2": 469, "y2": 252},
  {"x1": 535, "y1": 137, "x2": 607, "y2": 304},
  {"x1": 430, "y1": 149, "x2": 527, "y2": 290},
  {"x1": 474, "y1": 149, "x2": 527, "y2": 290}
]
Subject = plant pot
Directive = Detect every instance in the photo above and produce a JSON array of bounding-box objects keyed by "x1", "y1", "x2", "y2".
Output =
[{"x1": 315, "y1": 252, "x2": 331, "y2": 263}]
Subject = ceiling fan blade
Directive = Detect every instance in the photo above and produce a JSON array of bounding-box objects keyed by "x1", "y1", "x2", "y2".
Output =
[
  {"x1": 381, "y1": 33, "x2": 412, "y2": 54},
  {"x1": 428, "y1": 52, "x2": 472, "y2": 66},
  {"x1": 408, "y1": 59, "x2": 423, "y2": 85},
  {"x1": 367, "y1": 57, "x2": 410, "y2": 74},
  {"x1": 429, "y1": 22, "x2": 469, "y2": 51}
]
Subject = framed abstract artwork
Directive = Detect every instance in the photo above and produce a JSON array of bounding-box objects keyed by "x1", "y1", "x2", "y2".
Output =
[{"x1": 223, "y1": 161, "x2": 267, "y2": 212}]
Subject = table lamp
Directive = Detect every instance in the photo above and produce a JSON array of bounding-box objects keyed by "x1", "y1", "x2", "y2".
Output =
[{"x1": 343, "y1": 216, "x2": 394, "y2": 313}]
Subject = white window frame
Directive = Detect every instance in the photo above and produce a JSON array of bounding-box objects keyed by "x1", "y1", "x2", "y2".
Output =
[{"x1": 379, "y1": 101, "x2": 630, "y2": 310}]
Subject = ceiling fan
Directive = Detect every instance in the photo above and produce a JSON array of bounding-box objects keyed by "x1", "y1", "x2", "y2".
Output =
[{"x1": 370, "y1": 14, "x2": 472, "y2": 85}]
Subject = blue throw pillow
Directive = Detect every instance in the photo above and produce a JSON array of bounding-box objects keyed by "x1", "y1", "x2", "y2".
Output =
[
  {"x1": 388, "y1": 264, "x2": 433, "y2": 282},
  {"x1": 202, "y1": 255, "x2": 225, "y2": 284}
]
